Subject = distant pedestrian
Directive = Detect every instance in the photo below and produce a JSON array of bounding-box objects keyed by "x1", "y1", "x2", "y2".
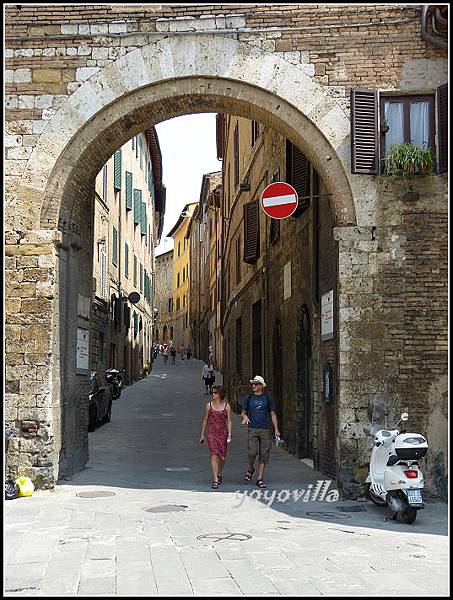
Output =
[
  {"x1": 241, "y1": 375, "x2": 281, "y2": 489},
  {"x1": 199, "y1": 385, "x2": 232, "y2": 489},
  {"x1": 170, "y1": 345, "x2": 176, "y2": 364},
  {"x1": 179, "y1": 344, "x2": 185, "y2": 360},
  {"x1": 186, "y1": 344, "x2": 192, "y2": 360},
  {"x1": 201, "y1": 361, "x2": 215, "y2": 394},
  {"x1": 162, "y1": 344, "x2": 169, "y2": 364}
]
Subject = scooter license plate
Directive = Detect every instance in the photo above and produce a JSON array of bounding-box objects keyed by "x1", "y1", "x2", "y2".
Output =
[{"x1": 406, "y1": 489, "x2": 423, "y2": 506}]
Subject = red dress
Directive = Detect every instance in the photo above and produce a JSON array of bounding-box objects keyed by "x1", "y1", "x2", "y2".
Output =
[{"x1": 207, "y1": 402, "x2": 228, "y2": 458}]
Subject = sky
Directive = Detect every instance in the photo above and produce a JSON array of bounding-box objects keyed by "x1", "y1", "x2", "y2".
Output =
[{"x1": 154, "y1": 113, "x2": 222, "y2": 256}]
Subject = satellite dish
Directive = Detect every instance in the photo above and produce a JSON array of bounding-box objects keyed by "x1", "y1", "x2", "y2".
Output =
[{"x1": 128, "y1": 292, "x2": 140, "y2": 304}]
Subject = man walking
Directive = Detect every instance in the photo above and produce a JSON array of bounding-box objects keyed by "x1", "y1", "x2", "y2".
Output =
[{"x1": 241, "y1": 375, "x2": 280, "y2": 489}]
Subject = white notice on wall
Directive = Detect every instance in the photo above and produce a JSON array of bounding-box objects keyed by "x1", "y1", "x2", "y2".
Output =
[
  {"x1": 76, "y1": 327, "x2": 89, "y2": 371},
  {"x1": 321, "y1": 290, "x2": 334, "y2": 341},
  {"x1": 283, "y1": 261, "x2": 291, "y2": 301}
]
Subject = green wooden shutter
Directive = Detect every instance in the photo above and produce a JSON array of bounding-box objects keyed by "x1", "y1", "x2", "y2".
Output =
[
  {"x1": 124, "y1": 242, "x2": 129, "y2": 278},
  {"x1": 125, "y1": 171, "x2": 132, "y2": 209},
  {"x1": 134, "y1": 189, "x2": 141, "y2": 225},
  {"x1": 113, "y1": 149, "x2": 122, "y2": 190},
  {"x1": 140, "y1": 200, "x2": 147, "y2": 236}
]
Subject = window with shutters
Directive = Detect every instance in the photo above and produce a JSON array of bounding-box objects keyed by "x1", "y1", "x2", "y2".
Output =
[
  {"x1": 133, "y1": 255, "x2": 137, "y2": 287},
  {"x1": 133, "y1": 311, "x2": 138, "y2": 337},
  {"x1": 124, "y1": 242, "x2": 129, "y2": 278},
  {"x1": 113, "y1": 150, "x2": 122, "y2": 190},
  {"x1": 125, "y1": 171, "x2": 133, "y2": 210},
  {"x1": 177, "y1": 272, "x2": 180, "y2": 288},
  {"x1": 112, "y1": 226, "x2": 118, "y2": 266},
  {"x1": 351, "y1": 87, "x2": 447, "y2": 175},
  {"x1": 133, "y1": 189, "x2": 141, "y2": 225},
  {"x1": 286, "y1": 140, "x2": 311, "y2": 216},
  {"x1": 176, "y1": 297, "x2": 180, "y2": 311},
  {"x1": 139, "y1": 137, "x2": 143, "y2": 170},
  {"x1": 234, "y1": 123, "x2": 239, "y2": 187},
  {"x1": 236, "y1": 235, "x2": 241, "y2": 284},
  {"x1": 270, "y1": 218, "x2": 280, "y2": 244},
  {"x1": 380, "y1": 94, "x2": 435, "y2": 169},
  {"x1": 243, "y1": 200, "x2": 260, "y2": 264},
  {"x1": 135, "y1": 136, "x2": 138, "y2": 159}
]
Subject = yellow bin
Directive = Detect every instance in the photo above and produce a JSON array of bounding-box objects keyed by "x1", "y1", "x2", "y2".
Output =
[{"x1": 15, "y1": 476, "x2": 34, "y2": 497}]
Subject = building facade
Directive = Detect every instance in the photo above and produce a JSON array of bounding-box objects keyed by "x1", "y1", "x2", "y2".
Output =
[
  {"x1": 91, "y1": 127, "x2": 163, "y2": 386},
  {"x1": 154, "y1": 249, "x2": 174, "y2": 344},
  {"x1": 167, "y1": 203, "x2": 197, "y2": 349}
]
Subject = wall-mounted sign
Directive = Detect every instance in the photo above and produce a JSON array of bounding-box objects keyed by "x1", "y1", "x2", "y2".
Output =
[
  {"x1": 76, "y1": 327, "x2": 89, "y2": 372},
  {"x1": 321, "y1": 290, "x2": 334, "y2": 341}
]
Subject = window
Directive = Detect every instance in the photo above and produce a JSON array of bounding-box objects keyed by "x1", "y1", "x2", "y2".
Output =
[
  {"x1": 176, "y1": 297, "x2": 180, "y2": 311},
  {"x1": 351, "y1": 86, "x2": 447, "y2": 174},
  {"x1": 178, "y1": 241, "x2": 181, "y2": 257},
  {"x1": 243, "y1": 200, "x2": 260, "y2": 264},
  {"x1": 234, "y1": 123, "x2": 239, "y2": 187},
  {"x1": 380, "y1": 95, "x2": 435, "y2": 159},
  {"x1": 168, "y1": 297, "x2": 173, "y2": 312},
  {"x1": 112, "y1": 226, "x2": 118, "y2": 266},
  {"x1": 133, "y1": 189, "x2": 141, "y2": 225},
  {"x1": 99, "y1": 243, "x2": 107, "y2": 299},
  {"x1": 177, "y1": 272, "x2": 180, "y2": 288},
  {"x1": 251, "y1": 120, "x2": 260, "y2": 147}
]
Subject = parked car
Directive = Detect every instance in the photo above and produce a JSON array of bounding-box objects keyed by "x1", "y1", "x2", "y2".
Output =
[{"x1": 88, "y1": 372, "x2": 113, "y2": 432}]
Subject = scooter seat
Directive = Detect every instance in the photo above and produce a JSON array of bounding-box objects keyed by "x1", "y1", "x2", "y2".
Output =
[{"x1": 386, "y1": 455, "x2": 400, "y2": 466}]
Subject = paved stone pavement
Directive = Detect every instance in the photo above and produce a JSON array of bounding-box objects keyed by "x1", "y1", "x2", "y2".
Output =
[{"x1": 4, "y1": 357, "x2": 449, "y2": 596}]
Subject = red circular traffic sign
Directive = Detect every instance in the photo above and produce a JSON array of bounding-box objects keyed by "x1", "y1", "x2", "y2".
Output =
[{"x1": 260, "y1": 182, "x2": 298, "y2": 219}]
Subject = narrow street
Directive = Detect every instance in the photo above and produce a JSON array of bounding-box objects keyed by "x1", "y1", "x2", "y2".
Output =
[{"x1": 5, "y1": 357, "x2": 448, "y2": 597}]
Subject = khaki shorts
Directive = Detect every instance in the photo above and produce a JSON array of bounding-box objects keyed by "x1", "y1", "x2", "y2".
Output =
[{"x1": 248, "y1": 428, "x2": 272, "y2": 464}]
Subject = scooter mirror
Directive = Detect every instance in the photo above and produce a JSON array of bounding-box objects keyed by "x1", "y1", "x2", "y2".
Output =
[{"x1": 401, "y1": 412, "x2": 409, "y2": 421}]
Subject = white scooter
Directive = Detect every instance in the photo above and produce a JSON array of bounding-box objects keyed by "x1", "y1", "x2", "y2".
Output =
[{"x1": 366, "y1": 412, "x2": 428, "y2": 523}]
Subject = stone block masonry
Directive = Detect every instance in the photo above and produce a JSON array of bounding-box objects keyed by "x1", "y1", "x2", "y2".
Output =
[{"x1": 4, "y1": 4, "x2": 447, "y2": 496}]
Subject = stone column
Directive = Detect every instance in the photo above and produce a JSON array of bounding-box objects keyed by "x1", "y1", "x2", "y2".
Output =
[{"x1": 5, "y1": 230, "x2": 61, "y2": 488}]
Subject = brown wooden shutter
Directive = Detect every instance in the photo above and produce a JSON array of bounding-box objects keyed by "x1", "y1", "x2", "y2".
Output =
[
  {"x1": 243, "y1": 201, "x2": 259, "y2": 264},
  {"x1": 292, "y1": 145, "x2": 310, "y2": 216},
  {"x1": 351, "y1": 88, "x2": 379, "y2": 174},
  {"x1": 270, "y1": 218, "x2": 280, "y2": 244},
  {"x1": 436, "y1": 83, "x2": 447, "y2": 173}
]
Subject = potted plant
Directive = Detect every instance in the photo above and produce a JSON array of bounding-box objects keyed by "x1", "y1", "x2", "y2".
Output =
[{"x1": 383, "y1": 142, "x2": 434, "y2": 201}]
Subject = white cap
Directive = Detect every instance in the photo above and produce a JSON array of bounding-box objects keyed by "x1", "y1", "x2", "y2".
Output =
[{"x1": 250, "y1": 375, "x2": 266, "y2": 387}]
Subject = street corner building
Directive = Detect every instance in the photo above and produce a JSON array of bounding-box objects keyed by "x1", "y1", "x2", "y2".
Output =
[{"x1": 4, "y1": 4, "x2": 448, "y2": 498}]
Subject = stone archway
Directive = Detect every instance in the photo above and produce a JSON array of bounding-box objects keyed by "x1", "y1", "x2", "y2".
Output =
[{"x1": 8, "y1": 33, "x2": 377, "y2": 487}]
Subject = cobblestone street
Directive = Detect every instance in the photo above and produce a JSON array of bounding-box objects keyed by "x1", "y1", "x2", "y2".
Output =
[{"x1": 4, "y1": 358, "x2": 448, "y2": 596}]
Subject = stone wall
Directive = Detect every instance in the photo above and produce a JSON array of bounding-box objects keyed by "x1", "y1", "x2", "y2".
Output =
[{"x1": 4, "y1": 4, "x2": 447, "y2": 494}]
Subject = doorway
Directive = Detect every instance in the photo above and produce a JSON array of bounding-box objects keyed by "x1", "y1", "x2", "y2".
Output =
[{"x1": 296, "y1": 304, "x2": 313, "y2": 459}]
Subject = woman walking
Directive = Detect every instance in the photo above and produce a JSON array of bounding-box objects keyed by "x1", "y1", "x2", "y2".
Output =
[{"x1": 199, "y1": 386, "x2": 232, "y2": 489}]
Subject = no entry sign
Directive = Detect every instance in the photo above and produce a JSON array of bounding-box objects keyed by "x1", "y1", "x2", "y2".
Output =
[{"x1": 260, "y1": 182, "x2": 298, "y2": 219}]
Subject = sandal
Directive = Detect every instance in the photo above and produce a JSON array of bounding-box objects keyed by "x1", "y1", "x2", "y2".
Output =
[
  {"x1": 244, "y1": 468, "x2": 255, "y2": 482},
  {"x1": 218, "y1": 474, "x2": 223, "y2": 485},
  {"x1": 256, "y1": 479, "x2": 267, "y2": 489},
  {"x1": 212, "y1": 481, "x2": 219, "y2": 489}
]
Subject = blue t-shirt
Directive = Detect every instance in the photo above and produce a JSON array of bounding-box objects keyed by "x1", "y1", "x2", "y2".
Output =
[{"x1": 242, "y1": 393, "x2": 277, "y2": 429}]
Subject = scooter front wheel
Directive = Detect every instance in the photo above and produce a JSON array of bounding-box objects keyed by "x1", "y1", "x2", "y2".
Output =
[
  {"x1": 367, "y1": 483, "x2": 388, "y2": 506},
  {"x1": 400, "y1": 507, "x2": 417, "y2": 524}
]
